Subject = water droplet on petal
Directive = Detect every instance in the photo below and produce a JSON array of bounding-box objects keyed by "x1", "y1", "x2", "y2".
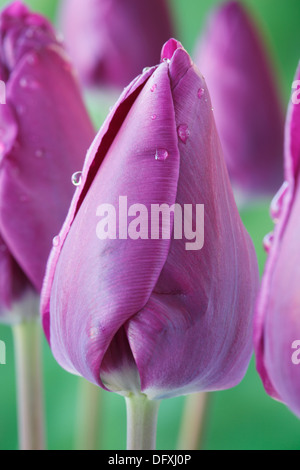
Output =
[
  {"x1": 35, "y1": 149, "x2": 45, "y2": 158},
  {"x1": 27, "y1": 53, "x2": 38, "y2": 66},
  {"x1": 52, "y1": 235, "x2": 60, "y2": 247},
  {"x1": 177, "y1": 124, "x2": 190, "y2": 144},
  {"x1": 155, "y1": 149, "x2": 169, "y2": 161},
  {"x1": 20, "y1": 78, "x2": 28, "y2": 88},
  {"x1": 270, "y1": 181, "x2": 290, "y2": 223},
  {"x1": 151, "y1": 114, "x2": 157, "y2": 121},
  {"x1": 56, "y1": 32, "x2": 64, "y2": 44},
  {"x1": 143, "y1": 67, "x2": 151, "y2": 73},
  {"x1": 198, "y1": 88, "x2": 205, "y2": 99},
  {"x1": 150, "y1": 84, "x2": 157, "y2": 93},
  {"x1": 263, "y1": 232, "x2": 274, "y2": 254},
  {"x1": 0, "y1": 142, "x2": 5, "y2": 157},
  {"x1": 72, "y1": 171, "x2": 83, "y2": 186},
  {"x1": 162, "y1": 58, "x2": 171, "y2": 64}
]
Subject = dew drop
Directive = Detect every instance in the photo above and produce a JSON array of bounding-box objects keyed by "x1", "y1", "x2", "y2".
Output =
[
  {"x1": 155, "y1": 148, "x2": 169, "y2": 161},
  {"x1": 162, "y1": 58, "x2": 171, "y2": 64},
  {"x1": 177, "y1": 124, "x2": 190, "y2": 144},
  {"x1": 52, "y1": 235, "x2": 60, "y2": 247},
  {"x1": 143, "y1": 67, "x2": 151, "y2": 73},
  {"x1": 263, "y1": 232, "x2": 274, "y2": 254},
  {"x1": 35, "y1": 149, "x2": 45, "y2": 158},
  {"x1": 27, "y1": 53, "x2": 38, "y2": 66},
  {"x1": 151, "y1": 114, "x2": 157, "y2": 121},
  {"x1": 19, "y1": 77, "x2": 28, "y2": 88},
  {"x1": 72, "y1": 171, "x2": 83, "y2": 186},
  {"x1": 270, "y1": 181, "x2": 289, "y2": 223},
  {"x1": 198, "y1": 88, "x2": 205, "y2": 99},
  {"x1": 150, "y1": 84, "x2": 157, "y2": 93}
]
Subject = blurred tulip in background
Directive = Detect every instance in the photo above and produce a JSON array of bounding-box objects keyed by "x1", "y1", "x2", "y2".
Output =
[
  {"x1": 195, "y1": 1, "x2": 284, "y2": 199},
  {"x1": 254, "y1": 62, "x2": 300, "y2": 418},
  {"x1": 59, "y1": 0, "x2": 175, "y2": 90}
]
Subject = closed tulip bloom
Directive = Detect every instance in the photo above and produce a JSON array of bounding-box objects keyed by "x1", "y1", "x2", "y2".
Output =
[
  {"x1": 195, "y1": 1, "x2": 284, "y2": 197},
  {"x1": 0, "y1": 2, "x2": 95, "y2": 320},
  {"x1": 59, "y1": 0, "x2": 175, "y2": 89},
  {"x1": 254, "y1": 64, "x2": 300, "y2": 417},
  {"x1": 41, "y1": 39, "x2": 259, "y2": 403}
]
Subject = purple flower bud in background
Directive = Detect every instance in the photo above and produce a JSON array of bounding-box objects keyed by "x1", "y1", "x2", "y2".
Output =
[
  {"x1": 195, "y1": 1, "x2": 284, "y2": 198},
  {"x1": 254, "y1": 63, "x2": 300, "y2": 417},
  {"x1": 0, "y1": 2, "x2": 95, "y2": 321},
  {"x1": 41, "y1": 39, "x2": 259, "y2": 400},
  {"x1": 59, "y1": 0, "x2": 175, "y2": 89}
]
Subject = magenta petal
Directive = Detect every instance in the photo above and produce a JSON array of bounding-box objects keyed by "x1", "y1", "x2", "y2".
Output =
[
  {"x1": 127, "y1": 44, "x2": 259, "y2": 399},
  {"x1": 59, "y1": 0, "x2": 175, "y2": 89},
  {"x1": 0, "y1": 3, "x2": 95, "y2": 315},
  {"x1": 45, "y1": 63, "x2": 180, "y2": 386},
  {"x1": 42, "y1": 39, "x2": 259, "y2": 398},
  {"x1": 195, "y1": 1, "x2": 284, "y2": 196},
  {"x1": 254, "y1": 62, "x2": 300, "y2": 415}
]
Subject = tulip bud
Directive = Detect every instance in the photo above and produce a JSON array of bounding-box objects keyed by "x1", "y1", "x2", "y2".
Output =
[
  {"x1": 195, "y1": 1, "x2": 284, "y2": 197},
  {"x1": 254, "y1": 63, "x2": 300, "y2": 417},
  {"x1": 0, "y1": 2, "x2": 95, "y2": 321},
  {"x1": 41, "y1": 39, "x2": 259, "y2": 400},
  {"x1": 59, "y1": 0, "x2": 175, "y2": 89}
]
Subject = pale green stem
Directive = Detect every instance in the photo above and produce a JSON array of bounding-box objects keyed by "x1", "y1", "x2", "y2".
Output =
[
  {"x1": 75, "y1": 379, "x2": 102, "y2": 450},
  {"x1": 13, "y1": 320, "x2": 46, "y2": 450},
  {"x1": 177, "y1": 392, "x2": 210, "y2": 450},
  {"x1": 125, "y1": 394, "x2": 160, "y2": 450}
]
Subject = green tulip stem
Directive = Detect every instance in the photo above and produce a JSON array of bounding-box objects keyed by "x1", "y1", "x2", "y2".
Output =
[
  {"x1": 13, "y1": 319, "x2": 46, "y2": 450},
  {"x1": 125, "y1": 394, "x2": 160, "y2": 450},
  {"x1": 75, "y1": 379, "x2": 102, "y2": 450},
  {"x1": 177, "y1": 392, "x2": 210, "y2": 450}
]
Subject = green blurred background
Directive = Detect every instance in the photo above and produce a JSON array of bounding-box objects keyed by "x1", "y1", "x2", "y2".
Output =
[{"x1": 0, "y1": 0, "x2": 300, "y2": 450}]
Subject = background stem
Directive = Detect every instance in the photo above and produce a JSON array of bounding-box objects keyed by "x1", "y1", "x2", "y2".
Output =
[
  {"x1": 75, "y1": 379, "x2": 102, "y2": 450},
  {"x1": 13, "y1": 320, "x2": 46, "y2": 450},
  {"x1": 177, "y1": 392, "x2": 210, "y2": 450},
  {"x1": 125, "y1": 394, "x2": 160, "y2": 450}
]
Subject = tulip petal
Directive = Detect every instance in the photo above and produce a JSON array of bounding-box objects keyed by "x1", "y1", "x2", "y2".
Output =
[
  {"x1": 42, "y1": 39, "x2": 259, "y2": 398},
  {"x1": 127, "y1": 44, "x2": 259, "y2": 399},
  {"x1": 44, "y1": 62, "x2": 181, "y2": 388},
  {"x1": 254, "y1": 62, "x2": 300, "y2": 412},
  {"x1": 195, "y1": 1, "x2": 284, "y2": 196},
  {"x1": 60, "y1": 0, "x2": 174, "y2": 88},
  {"x1": 0, "y1": 33, "x2": 94, "y2": 292}
]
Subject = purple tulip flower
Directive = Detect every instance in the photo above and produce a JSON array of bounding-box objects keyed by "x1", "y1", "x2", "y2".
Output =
[
  {"x1": 195, "y1": 1, "x2": 284, "y2": 197},
  {"x1": 254, "y1": 63, "x2": 300, "y2": 417},
  {"x1": 0, "y1": 2, "x2": 95, "y2": 320},
  {"x1": 59, "y1": 0, "x2": 175, "y2": 89},
  {"x1": 41, "y1": 39, "x2": 259, "y2": 401}
]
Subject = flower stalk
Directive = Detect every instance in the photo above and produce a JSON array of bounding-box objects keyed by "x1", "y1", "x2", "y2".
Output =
[
  {"x1": 125, "y1": 394, "x2": 160, "y2": 450},
  {"x1": 13, "y1": 319, "x2": 46, "y2": 450}
]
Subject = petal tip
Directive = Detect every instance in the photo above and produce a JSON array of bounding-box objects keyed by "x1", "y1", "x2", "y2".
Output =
[{"x1": 161, "y1": 38, "x2": 183, "y2": 62}]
